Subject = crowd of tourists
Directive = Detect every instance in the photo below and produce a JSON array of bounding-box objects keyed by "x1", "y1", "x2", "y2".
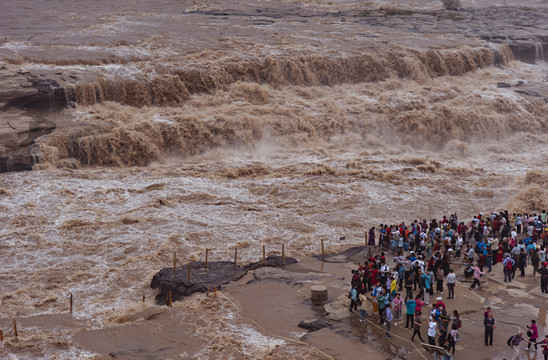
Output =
[{"x1": 347, "y1": 210, "x2": 548, "y2": 359}]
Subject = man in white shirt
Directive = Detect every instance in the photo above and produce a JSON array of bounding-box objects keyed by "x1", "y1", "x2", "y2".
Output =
[
  {"x1": 428, "y1": 317, "x2": 438, "y2": 345},
  {"x1": 467, "y1": 245, "x2": 475, "y2": 262},
  {"x1": 455, "y1": 235, "x2": 463, "y2": 258},
  {"x1": 516, "y1": 215, "x2": 522, "y2": 234},
  {"x1": 446, "y1": 269, "x2": 457, "y2": 299}
]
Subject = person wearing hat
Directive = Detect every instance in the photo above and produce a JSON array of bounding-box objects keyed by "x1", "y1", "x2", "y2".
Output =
[
  {"x1": 435, "y1": 297, "x2": 446, "y2": 310},
  {"x1": 538, "y1": 262, "x2": 548, "y2": 293}
]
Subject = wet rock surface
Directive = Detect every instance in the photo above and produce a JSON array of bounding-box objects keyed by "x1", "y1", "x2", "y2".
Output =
[
  {"x1": 313, "y1": 246, "x2": 369, "y2": 262},
  {"x1": 150, "y1": 261, "x2": 247, "y2": 305},
  {"x1": 298, "y1": 318, "x2": 331, "y2": 332},
  {"x1": 0, "y1": 109, "x2": 55, "y2": 171}
]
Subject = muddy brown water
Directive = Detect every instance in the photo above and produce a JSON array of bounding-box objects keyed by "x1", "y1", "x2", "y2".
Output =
[{"x1": 1, "y1": 0, "x2": 548, "y2": 358}]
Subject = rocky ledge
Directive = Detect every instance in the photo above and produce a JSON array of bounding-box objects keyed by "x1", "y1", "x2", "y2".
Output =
[
  {"x1": 0, "y1": 109, "x2": 55, "y2": 172},
  {"x1": 150, "y1": 255, "x2": 297, "y2": 305}
]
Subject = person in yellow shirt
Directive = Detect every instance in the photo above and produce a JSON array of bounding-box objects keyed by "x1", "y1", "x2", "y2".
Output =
[{"x1": 390, "y1": 275, "x2": 398, "y2": 300}]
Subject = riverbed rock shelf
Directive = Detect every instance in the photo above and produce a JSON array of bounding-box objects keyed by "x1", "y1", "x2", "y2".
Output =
[{"x1": 150, "y1": 255, "x2": 297, "y2": 305}]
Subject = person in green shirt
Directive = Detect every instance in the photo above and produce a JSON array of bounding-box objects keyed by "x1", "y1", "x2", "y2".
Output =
[{"x1": 378, "y1": 290, "x2": 389, "y2": 325}]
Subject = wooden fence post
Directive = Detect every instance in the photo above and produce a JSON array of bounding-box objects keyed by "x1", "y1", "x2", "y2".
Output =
[
  {"x1": 234, "y1": 247, "x2": 238, "y2": 267},
  {"x1": 70, "y1": 293, "x2": 73, "y2": 314},
  {"x1": 205, "y1": 248, "x2": 209, "y2": 269},
  {"x1": 13, "y1": 319, "x2": 17, "y2": 338},
  {"x1": 263, "y1": 245, "x2": 266, "y2": 265},
  {"x1": 282, "y1": 244, "x2": 285, "y2": 261},
  {"x1": 321, "y1": 239, "x2": 325, "y2": 260}
]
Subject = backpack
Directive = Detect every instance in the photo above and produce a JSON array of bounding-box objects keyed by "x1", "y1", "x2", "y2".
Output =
[
  {"x1": 505, "y1": 259, "x2": 513, "y2": 271},
  {"x1": 507, "y1": 335, "x2": 517, "y2": 346}
]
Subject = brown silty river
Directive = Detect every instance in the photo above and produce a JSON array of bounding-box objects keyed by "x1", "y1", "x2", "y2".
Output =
[{"x1": 1, "y1": 0, "x2": 548, "y2": 358}]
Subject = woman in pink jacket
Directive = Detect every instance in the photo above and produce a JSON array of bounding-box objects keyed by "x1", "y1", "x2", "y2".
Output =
[
  {"x1": 469, "y1": 264, "x2": 485, "y2": 290},
  {"x1": 526, "y1": 319, "x2": 539, "y2": 351}
]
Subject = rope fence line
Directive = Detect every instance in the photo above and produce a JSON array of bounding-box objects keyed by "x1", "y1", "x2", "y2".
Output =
[
  {"x1": 177, "y1": 240, "x2": 533, "y2": 359},
  {"x1": 172, "y1": 241, "x2": 453, "y2": 359},
  {"x1": 346, "y1": 298, "x2": 429, "y2": 360},
  {"x1": 187, "y1": 265, "x2": 336, "y2": 360}
]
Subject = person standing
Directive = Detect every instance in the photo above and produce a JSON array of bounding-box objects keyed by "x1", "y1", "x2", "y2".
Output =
[
  {"x1": 516, "y1": 214, "x2": 523, "y2": 235},
  {"x1": 428, "y1": 317, "x2": 439, "y2": 346},
  {"x1": 415, "y1": 295, "x2": 426, "y2": 318},
  {"x1": 378, "y1": 290, "x2": 389, "y2": 325},
  {"x1": 368, "y1": 227, "x2": 376, "y2": 247},
  {"x1": 484, "y1": 312, "x2": 495, "y2": 346},
  {"x1": 446, "y1": 269, "x2": 456, "y2": 299},
  {"x1": 448, "y1": 323, "x2": 459, "y2": 355},
  {"x1": 491, "y1": 238, "x2": 500, "y2": 265},
  {"x1": 421, "y1": 270, "x2": 432, "y2": 304},
  {"x1": 358, "y1": 293, "x2": 368, "y2": 323},
  {"x1": 469, "y1": 263, "x2": 485, "y2": 290},
  {"x1": 411, "y1": 311, "x2": 425, "y2": 342},
  {"x1": 438, "y1": 309, "x2": 450, "y2": 348},
  {"x1": 451, "y1": 310, "x2": 462, "y2": 329},
  {"x1": 526, "y1": 319, "x2": 539, "y2": 351},
  {"x1": 532, "y1": 250, "x2": 540, "y2": 278},
  {"x1": 428, "y1": 317, "x2": 438, "y2": 345},
  {"x1": 404, "y1": 272, "x2": 414, "y2": 301},
  {"x1": 384, "y1": 304, "x2": 394, "y2": 338},
  {"x1": 405, "y1": 297, "x2": 416, "y2": 329},
  {"x1": 393, "y1": 293, "x2": 404, "y2": 325},
  {"x1": 519, "y1": 248, "x2": 527, "y2": 277},
  {"x1": 486, "y1": 244, "x2": 493, "y2": 272},
  {"x1": 349, "y1": 286, "x2": 358, "y2": 313},
  {"x1": 436, "y1": 267, "x2": 444, "y2": 294},
  {"x1": 503, "y1": 254, "x2": 515, "y2": 283},
  {"x1": 539, "y1": 262, "x2": 548, "y2": 293}
]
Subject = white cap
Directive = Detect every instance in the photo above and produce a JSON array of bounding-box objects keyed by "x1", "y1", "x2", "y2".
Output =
[{"x1": 436, "y1": 297, "x2": 442, "y2": 301}]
